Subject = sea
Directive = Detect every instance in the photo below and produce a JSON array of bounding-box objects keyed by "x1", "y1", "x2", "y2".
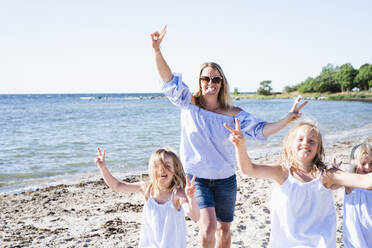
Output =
[{"x1": 0, "y1": 93, "x2": 371, "y2": 195}]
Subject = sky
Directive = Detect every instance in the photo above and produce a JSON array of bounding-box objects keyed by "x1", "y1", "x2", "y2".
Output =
[{"x1": 1, "y1": 0, "x2": 372, "y2": 94}]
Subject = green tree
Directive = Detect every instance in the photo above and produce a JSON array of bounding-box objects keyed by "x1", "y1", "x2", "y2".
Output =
[
  {"x1": 283, "y1": 85, "x2": 297, "y2": 93},
  {"x1": 257, "y1": 80, "x2": 273, "y2": 95},
  {"x1": 355, "y1": 64, "x2": 372, "y2": 91},
  {"x1": 336, "y1": 63, "x2": 357, "y2": 92},
  {"x1": 233, "y1": 88, "x2": 239, "y2": 95},
  {"x1": 297, "y1": 77, "x2": 315, "y2": 93},
  {"x1": 312, "y1": 64, "x2": 340, "y2": 93}
]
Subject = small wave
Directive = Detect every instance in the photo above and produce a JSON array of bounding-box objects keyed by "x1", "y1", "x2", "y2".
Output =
[
  {"x1": 324, "y1": 123, "x2": 372, "y2": 145},
  {"x1": 80, "y1": 96, "x2": 95, "y2": 100}
]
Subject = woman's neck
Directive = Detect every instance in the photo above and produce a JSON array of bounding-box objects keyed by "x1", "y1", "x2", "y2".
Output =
[{"x1": 203, "y1": 96, "x2": 220, "y2": 111}]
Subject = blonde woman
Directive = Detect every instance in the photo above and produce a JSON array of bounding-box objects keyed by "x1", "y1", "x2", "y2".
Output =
[{"x1": 151, "y1": 26, "x2": 307, "y2": 248}]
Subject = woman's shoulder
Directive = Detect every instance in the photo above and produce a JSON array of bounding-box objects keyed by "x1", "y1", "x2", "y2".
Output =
[{"x1": 230, "y1": 106, "x2": 243, "y2": 116}]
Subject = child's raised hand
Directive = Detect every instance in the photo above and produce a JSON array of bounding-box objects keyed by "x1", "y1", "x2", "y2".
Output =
[
  {"x1": 95, "y1": 147, "x2": 106, "y2": 169},
  {"x1": 287, "y1": 96, "x2": 308, "y2": 122},
  {"x1": 331, "y1": 156, "x2": 342, "y2": 169},
  {"x1": 150, "y1": 25, "x2": 167, "y2": 51},
  {"x1": 185, "y1": 175, "x2": 197, "y2": 198},
  {"x1": 224, "y1": 118, "x2": 245, "y2": 148}
]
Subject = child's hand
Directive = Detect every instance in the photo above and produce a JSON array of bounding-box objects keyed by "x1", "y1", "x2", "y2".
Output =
[
  {"x1": 150, "y1": 25, "x2": 167, "y2": 51},
  {"x1": 287, "y1": 96, "x2": 308, "y2": 122},
  {"x1": 224, "y1": 118, "x2": 245, "y2": 148},
  {"x1": 185, "y1": 175, "x2": 197, "y2": 199},
  {"x1": 331, "y1": 156, "x2": 342, "y2": 169},
  {"x1": 95, "y1": 147, "x2": 106, "y2": 169}
]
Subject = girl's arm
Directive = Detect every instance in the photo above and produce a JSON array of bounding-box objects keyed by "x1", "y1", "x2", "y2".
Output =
[
  {"x1": 262, "y1": 96, "x2": 308, "y2": 137},
  {"x1": 151, "y1": 25, "x2": 173, "y2": 83},
  {"x1": 224, "y1": 119, "x2": 287, "y2": 184},
  {"x1": 95, "y1": 148, "x2": 144, "y2": 193},
  {"x1": 323, "y1": 168, "x2": 372, "y2": 190},
  {"x1": 179, "y1": 175, "x2": 200, "y2": 222}
]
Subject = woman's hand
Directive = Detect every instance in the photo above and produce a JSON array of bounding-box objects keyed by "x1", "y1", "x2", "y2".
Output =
[
  {"x1": 185, "y1": 175, "x2": 197, "y2": 198},
  {"x1": 95, "y1": 147, "x2": 106, "y2": 169},
  {"x1": 150, "y1": 25, "x2": 167, "y2": 52},
  {"x1": 286, "y1": 96, "x2": 308, "y2": 122},
  {"x1": 224, "y1": 118, "x2": 245, "y2": 149}
]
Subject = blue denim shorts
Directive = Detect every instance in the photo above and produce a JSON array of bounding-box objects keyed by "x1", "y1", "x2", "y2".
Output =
[{"x1": 188, "y1": 174, "x2": 237, "y2": 223}]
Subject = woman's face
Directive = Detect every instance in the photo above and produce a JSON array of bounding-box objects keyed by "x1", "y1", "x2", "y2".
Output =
[
  {"x1": 200, "y1": 66, "x2": 222, "y2": 97},
  {"x1": 356, "y1": 152, "x2": 372, "y2": 174}
]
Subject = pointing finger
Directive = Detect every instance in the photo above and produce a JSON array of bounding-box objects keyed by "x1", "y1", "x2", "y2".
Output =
[
  {"x1": 235, "y1": 118, "x2": 241, "y2": 131},
  {"x1": 159, "y1": 25, "x2": 167, "y2": 39},
  {"x1": 224, "y1": 123, "x2": 237, "y2": 134},
  {"x1": 97, "y1": 147, "x2": 101, "y2": 157},
  {"x1": 295, "y1": 101, "x2": 308, "y2": 112},
  {"x1": 290, "y1": 96, "x2": 302, "y2": 112},
  {"x1": 191, "y1": 175, "x2": 196, "y2": 185},
  {"x1": 102, "y1": 149, "x2": 106, "y2": 160},
  {"x1": 186, "y1": 175, "x2": 190, "y2": 186}
]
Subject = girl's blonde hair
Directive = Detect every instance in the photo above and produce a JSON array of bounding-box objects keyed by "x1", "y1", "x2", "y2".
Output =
[
  {"x1": 194, "y1": 62, "x2": 234, "y2": 110},
  {"x1": 146, "y1": 147, "x2": 186, "y2": 198},
  {"x1": 280, "y1": 122, "x2": 326, "y2": 172},
  {"x1": 350, "y1": 143, "x2": 372, "y2": 173}
]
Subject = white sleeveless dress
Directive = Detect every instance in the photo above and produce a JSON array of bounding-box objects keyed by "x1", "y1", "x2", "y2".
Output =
[
  {"x1": 268, "y1": 170, "x2": 337, "y2": 248},
  {"x1": 343, "y1": 188, "x2": 372, "y2": 248},
  {"x1": 139, "y1": 190, "x2": 187, "y2": 248}
]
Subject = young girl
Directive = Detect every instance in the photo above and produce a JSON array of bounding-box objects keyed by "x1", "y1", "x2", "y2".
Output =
[
  {"x1": 343, "y1": 143, "x2": 372, "y2": 248},
  {"x1": 95, "y1": 147, "x2": 200, "y2": 248},
  {"x1": 224, "y1": 120, "x2": 372, "y2": 248}
]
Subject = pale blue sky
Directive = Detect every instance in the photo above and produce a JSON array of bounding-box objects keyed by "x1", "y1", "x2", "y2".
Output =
[{"x1": 1, "y1": 0, "x2": 371, "y2": 94}]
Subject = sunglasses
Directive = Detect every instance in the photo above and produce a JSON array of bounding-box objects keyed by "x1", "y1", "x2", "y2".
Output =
[{"x1": 200, "y1": 76, "x2": 222, "y2": 84}]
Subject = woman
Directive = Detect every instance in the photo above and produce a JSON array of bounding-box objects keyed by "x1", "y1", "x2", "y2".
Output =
[{"x1": 151, "y1": 26, "x2": 307, "y2": 248}]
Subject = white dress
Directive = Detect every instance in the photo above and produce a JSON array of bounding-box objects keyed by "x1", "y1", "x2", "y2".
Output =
[
  {"x1": 343, "y1": 188, "x2": 372, "y2": 248},
  {"x1": 139, "y1": 190, "x2": 187, "y2": 248},
  {"x1": 268, "y1": 170, "x2": 337, "y2": 248}
]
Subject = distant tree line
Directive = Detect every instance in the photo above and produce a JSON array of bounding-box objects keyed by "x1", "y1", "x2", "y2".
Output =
[{"x1": 256, "y1": 63, "x2": 372, "y2": 95}]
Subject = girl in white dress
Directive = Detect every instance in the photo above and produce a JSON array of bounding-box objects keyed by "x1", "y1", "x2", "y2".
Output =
[
  {"x1": 95, "y1": 147, "x2": 200, "y2": 248},
  {"x1": 225, "y1": 120, "x2": 372, "y2": 248},
  {"x1": 343, "y1": 143, "x2": 372, "y2": 248}
]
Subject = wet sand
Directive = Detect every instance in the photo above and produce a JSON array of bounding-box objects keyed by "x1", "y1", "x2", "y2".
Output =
[{"x1": 1, "y1": 136, "x2": 371, "y2": 247}]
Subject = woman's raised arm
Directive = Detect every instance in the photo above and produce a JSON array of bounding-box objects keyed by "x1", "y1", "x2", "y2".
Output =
[{"x1": 151, "y1": 25, "x2": 173, "y2": 83}]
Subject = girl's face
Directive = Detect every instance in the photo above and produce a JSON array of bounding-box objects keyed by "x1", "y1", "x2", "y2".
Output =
[
  {"x1": 292, "y1": 125, "x2": 319, "y2": 164},
  {"x1": 200, "y1": 66, "x2": 222, "y2": 97},
  {"x1": 156, "y1": 154, "x2": 175, "y2": 188},
  {"x1": 356, "y1": 152, "x2": 372, "y2": 174}
]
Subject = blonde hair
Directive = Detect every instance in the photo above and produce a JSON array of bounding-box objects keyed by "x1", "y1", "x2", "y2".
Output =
[
  {"x1": 350, "y1": 143, "x2": 372, "y2": 173},
  {"x1": 280, "y1": 122, "x2": 326, "y2": 173},
  {"x1": 194, "y1": 62, "x2": 234, "y2": 110},
  {"x1": 145, "y1": 147, "x2": 186, "y2": 198}
]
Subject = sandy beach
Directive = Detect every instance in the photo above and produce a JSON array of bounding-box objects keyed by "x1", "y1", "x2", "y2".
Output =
[{"x1": 1, "y1": 135, "x2": 371, "y2": 248}]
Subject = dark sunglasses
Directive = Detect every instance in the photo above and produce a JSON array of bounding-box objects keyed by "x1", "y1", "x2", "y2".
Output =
[{"x1": 200, "y1": 76, "x2": 222, "y2": 84}]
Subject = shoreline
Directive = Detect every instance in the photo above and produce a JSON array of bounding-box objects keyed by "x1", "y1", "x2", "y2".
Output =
[{"x1": 1, "y1": 136, "x2": 371, "y2": 247}]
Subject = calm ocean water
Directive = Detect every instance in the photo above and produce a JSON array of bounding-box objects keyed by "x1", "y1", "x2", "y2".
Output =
[{"x1": 0, "y1": 93, "x2": 371, "y2": 195}]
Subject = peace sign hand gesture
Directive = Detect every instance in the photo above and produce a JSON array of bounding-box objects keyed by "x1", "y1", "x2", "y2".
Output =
[
  {"x1": 95, "y1": 147, "x2": 106, "y2": 169},
  {"x1": 287, "y1": 96, "x2": 308, "y2": 122},
  {"x1": 150, "y1": 25, "x2": 167, "y2": 52},
  {"x1": 185, "y1": 175, "x2": 197, "y2": 199},
  {"x1": 224, "y1": 118, "x2": 246, "y2": 149},
  {"x1": 330, "y1": 156, "x2": 342, "y2": 170}
]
